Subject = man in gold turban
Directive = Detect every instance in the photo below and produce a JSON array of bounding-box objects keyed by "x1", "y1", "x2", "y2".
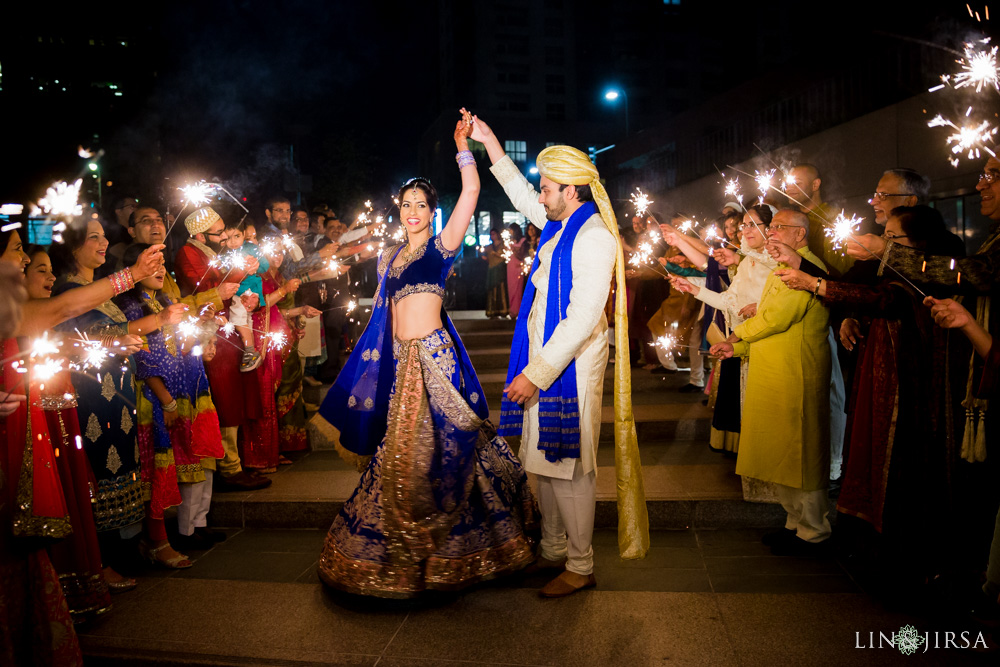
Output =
[{"x1": 470, "y1": 116, "x2": 648, "y2": 598}]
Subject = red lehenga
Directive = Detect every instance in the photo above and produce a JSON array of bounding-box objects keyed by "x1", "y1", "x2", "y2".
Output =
[
  {"x1": 241, "y1": 273, "x2": 291, "y2": 472},
  {"x1": 0, "y1": 337, "x2": 82, "y2": 665},
  {"x1": 42, "y1": 368, "x2": 112, "y2": 621}
]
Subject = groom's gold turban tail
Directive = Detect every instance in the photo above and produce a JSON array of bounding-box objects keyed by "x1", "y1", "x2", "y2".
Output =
[{"x1": 535, "y1": 145, "x2": 649, "y2": 560}]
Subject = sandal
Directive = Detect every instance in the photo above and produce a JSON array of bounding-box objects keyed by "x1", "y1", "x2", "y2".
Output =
[
  {"x1": 139, "y1": 541, "x2": 193, "y2": 569},
  {"x1": 278, "y1": 455, "x2": 293, "y2": 465}
]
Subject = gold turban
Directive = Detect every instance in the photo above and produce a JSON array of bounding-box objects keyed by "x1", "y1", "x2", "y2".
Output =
[
  {"x1": 184, "y1": 207, "x2": 221, "y2": 236},
  {"x1": 536, "y1": 145, "x2": 650, "y2": 560}
]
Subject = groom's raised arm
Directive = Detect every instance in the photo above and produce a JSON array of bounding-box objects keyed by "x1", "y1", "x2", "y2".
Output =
[{"x1": 470, "y1": 114, "x2": 547, "y2": 228}]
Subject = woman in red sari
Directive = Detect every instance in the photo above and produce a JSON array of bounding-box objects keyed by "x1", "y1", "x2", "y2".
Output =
[{"x1": 242, "y1": 242, "x2": 302, "y2": 472}]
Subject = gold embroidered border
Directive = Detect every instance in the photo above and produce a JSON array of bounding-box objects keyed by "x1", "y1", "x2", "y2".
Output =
[
  {"x1": 522, "y1": 355, "x2": 560, "y2": 390},
  {"x1": 388, "y1": 238, "x2": 430, "y2": 278},
  {"x1": 392, "y1": 282, "x2": 444, "y2": 304},
  {"x1": 317, "y1": 533, "x2": 535, "y2": 599},
  {"x1": 489, "y1": 155, "x2": 522, "y2": 188}
]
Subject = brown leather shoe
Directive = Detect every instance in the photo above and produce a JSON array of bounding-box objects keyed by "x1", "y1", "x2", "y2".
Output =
[
  {"x1": 216, "y1": 471, "x2": 272, "y2": 491},
  {"x1": 522, "y1": 555, "x2": 567, "y2": 575},
  {"x1": 539, "y1": 571, "x2": 597, "y2": 598}
]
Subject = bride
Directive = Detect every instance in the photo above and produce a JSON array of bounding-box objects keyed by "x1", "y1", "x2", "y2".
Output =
[{"x1": 314, "y1": 109, "x2": 538, "y2": 598}]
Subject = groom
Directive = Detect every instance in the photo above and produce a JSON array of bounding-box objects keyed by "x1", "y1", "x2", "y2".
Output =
[{"x1": 471, "y1": 117, "x2": 647, "y2": 597}]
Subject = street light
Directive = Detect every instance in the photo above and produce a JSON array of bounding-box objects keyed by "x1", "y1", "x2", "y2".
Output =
[
  {"x1": 88, "y1": 162, "x2": 102, "y2": 209},
  {"x1": 604, "y1": 88, "x2": 629, "y2": 136}
]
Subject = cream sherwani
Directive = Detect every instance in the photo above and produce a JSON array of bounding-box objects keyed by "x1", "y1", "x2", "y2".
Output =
[
  {"x1": 491, "y1": 156, "x2": 615, "y2": 575},
  {"x1": 490, "y1": 157, "x2": 616, "y2": 479}
]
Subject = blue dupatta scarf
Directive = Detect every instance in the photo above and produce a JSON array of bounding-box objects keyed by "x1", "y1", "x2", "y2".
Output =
[
  {"x1": 498, "y1": 201, "x2": 596, "y2": 461},
  {"x1": 320, "y1": 242, "x2": 489, "y2": 456}
]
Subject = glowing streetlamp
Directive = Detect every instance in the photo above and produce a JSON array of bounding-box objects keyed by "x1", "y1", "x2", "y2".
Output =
[{"x1": 604, "y1": 88, "x2": 629, "y2": 136}]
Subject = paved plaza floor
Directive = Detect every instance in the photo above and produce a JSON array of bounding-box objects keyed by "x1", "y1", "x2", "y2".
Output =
[{"x1": 78, "y1": 527, "x2": 994, "y2": 666}]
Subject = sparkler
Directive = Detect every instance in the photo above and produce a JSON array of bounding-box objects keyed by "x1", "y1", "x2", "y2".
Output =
[
  {"x1": 346, "y1": 300, "x2": 357, "y2": 314},
  {"x1": 179, "y1": 182, "x2": 214, "y2": 207},
  {"x1": 723, "y1": 178, "x2": 742, "y2": 203},
  {"x1": 754, "y1": 169, "x2": 776, "y2": 200},
  {"x1": 825, "y1": 211, "x2": 863, "y2": 251},
  {"x1": 265, "y1": 331, "x2": 288, "y2": 351},
  {"x1": 628, "y1": 242, "x2": 655, "y2": 268},
  {"x1": 31, "y1": 334, "x2": 61, "y2": 358},
  {"x1": 927, "y1": 113, "x2": 998, "y2": 166},
  {"x1": 630, "y1": 188, "x2": 653, "y2": 217},
  {"x1": 500, "y1": 229, "x2": 513, "y2": 263},
  {"x1": 37, "y1": 179, "x2": 83, "y2": 218},
  {"x1": 954, "y1": 41, "x2": 1000, "y2": 93},
  {"x1": 34, "y1": 358, "x2": 65, "y2": 382},
  {"x1": 221, "y1": 321, "x2": 236, "y2": 337},
  {"x1": 521, "y1": 254, "x2": 534, "y2": 276},
  {"x1": 651, "y1": 334, "x2": 678, "y2": 355},
  {"x1": 175, "y1": 317, "x2": 202, "y2": 346},
  {"x1": 73, "y1": 335, "x2": 112, "y2": 371}
]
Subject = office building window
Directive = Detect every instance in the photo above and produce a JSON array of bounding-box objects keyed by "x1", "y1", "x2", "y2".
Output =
[{"x1": 505, "y1": 140, "x2": 527, "y2": 162}]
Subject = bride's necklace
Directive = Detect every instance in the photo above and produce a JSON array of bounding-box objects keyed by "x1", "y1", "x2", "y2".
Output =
[{"x1": 400, "y1": 238, "x2": 426, "y2": 263}]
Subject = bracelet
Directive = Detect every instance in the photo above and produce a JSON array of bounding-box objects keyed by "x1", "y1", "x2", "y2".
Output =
[
  {"x1": 109, "y1": 268, "x2": 135, "y2": 295},
  {"x1": 813, "y1": 277, "x2": 823, "y2": 296},
  {"x1": 161, "y1": 399, "x2": 178, "y2": 413},
  {"x1": 456, "y1": 150, "x2": 476, "y2": 170}
]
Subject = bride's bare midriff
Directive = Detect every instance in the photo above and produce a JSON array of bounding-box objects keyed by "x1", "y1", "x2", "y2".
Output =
[{"x1": 391, "y1": 292, "x2": 444, "y2": 341}]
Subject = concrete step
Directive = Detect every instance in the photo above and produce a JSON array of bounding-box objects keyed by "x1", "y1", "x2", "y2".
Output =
[
  {"x1": 466, "y1": 347, "x2": 516, "y2": 370},
  {"x1": 208, "y1": 437, "x2": 782, "y2": 534},
  {"x1": 449, "y1": 314, "x2": 516, "y2": 333},
  {"x1": 454, "y1": 330, "x2": 515, "y2": 349}
]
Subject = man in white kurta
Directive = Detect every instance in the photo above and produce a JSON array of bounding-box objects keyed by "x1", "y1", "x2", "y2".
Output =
[{"x1": 473, "y1": 122, "x2": 617, "y2": 597}]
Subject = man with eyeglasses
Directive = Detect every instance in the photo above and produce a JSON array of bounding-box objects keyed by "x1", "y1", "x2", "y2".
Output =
[
  {"x1": 711, "y1": 209, "x2": 833, "y2": 556},
  {"x1": 846, "y1": 157, "x2": 1000, "y2": 597},
  {"x1": 870, "y1": 169, "x2": 928, "y2": 228}
]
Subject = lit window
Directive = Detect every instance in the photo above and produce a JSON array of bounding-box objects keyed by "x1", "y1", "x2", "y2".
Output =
[{"x1": 505, "y1": 140, "x2": 527, "y2": 163}]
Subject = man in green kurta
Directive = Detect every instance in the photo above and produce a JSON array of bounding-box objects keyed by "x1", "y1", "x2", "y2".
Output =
[{"x1": 711, "y1": 209, "x2": 832, "y2": 555}]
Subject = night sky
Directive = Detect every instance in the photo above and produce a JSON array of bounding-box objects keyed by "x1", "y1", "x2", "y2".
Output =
[{"x1": 0, "y1": 0, "x2": 979, "y2": 214}]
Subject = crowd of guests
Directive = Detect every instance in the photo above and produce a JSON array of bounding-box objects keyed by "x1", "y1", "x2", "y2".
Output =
[
  {"x1": 632, "y1": 160, "x2": 1000, "y2": 625},
  {"x1": 0, "y1": 194, "x2": 378, "y2": 663}
]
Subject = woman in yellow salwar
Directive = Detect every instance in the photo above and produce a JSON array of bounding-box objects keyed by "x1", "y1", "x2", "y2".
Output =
[{"x1": 313, "y1": 109, "x2": 538, "y2": 598}]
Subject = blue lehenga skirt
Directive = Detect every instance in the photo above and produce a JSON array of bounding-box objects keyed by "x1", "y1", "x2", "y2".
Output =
[{"x1": 318, "y1": 328, "x2": 538, "y2": 598}]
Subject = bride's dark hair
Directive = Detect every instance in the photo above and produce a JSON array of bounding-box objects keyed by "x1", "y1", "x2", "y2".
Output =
[{"x1": 397, "y1": 177, "x2": 438, "y2": 212}]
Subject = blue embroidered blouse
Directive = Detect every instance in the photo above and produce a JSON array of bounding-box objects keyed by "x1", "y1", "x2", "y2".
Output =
[{"x1": 384, "y1": 235, "x2": 459, "y2": 304}]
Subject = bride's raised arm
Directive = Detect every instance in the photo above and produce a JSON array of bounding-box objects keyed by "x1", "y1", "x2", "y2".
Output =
[{"x1": 439, "y1": 108, "x2": 480, "y2": 251}]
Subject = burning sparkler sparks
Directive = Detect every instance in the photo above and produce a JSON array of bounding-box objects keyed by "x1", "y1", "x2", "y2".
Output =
[
  {"x1": 74, "y1": 336, "x2": 111, "y2": 371},
  {"x1": 38, "y1": 179, "x2": 83, "y2": 218},
  {"x1": 628, "y1": 242, "x2": 655, "y2": 268},
  {"x1": 723, "y1": 178, "x2": 742, "y2": 202},
  {"x1": 179, "y1": 182, "x2": 214, "y2": 207},
  {"x1": 954, "y1": 41, "x2": 1000, "y2": 93},
  {"x1": 265, "y1": 331, "x2": 288, "y2": 351},
  {"x1": 34, "y1": 358, "x2": 64, "y2": 381},
  {"x1": 175, "y1": 317, "x2": 201, "y2": 343},
  {"x1": 825, "y1": 211, "x2": 863, "y2": 250},
  {"x1": 521, "y1": 254, "x2": 534, "y2": 276},
  {"x1": 651, "y1": 334, "x2": 679, "y2": 355},
  {"x1": 31, "y1": 334, "x2": 60, "y2": 358},
  {"x1": 754, "y1": 169, "x2": 776, "y2": 197},
  {"x1": 630, "y1": 188, "x2": 653, "y2": 217},
  {"x1": 500, "y1": 229, "x2": 513, "y2": 263},
  {"x1": 221, "y1": 321, "x2": 236, "y2": 337},
  {"x1": 927, "y1": 113, "x2": 998, "y2": 166}
]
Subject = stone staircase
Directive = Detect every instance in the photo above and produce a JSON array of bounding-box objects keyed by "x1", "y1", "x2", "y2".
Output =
[{"x1": 208, "y1": 311, "x2": 784, "y2": 532}]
